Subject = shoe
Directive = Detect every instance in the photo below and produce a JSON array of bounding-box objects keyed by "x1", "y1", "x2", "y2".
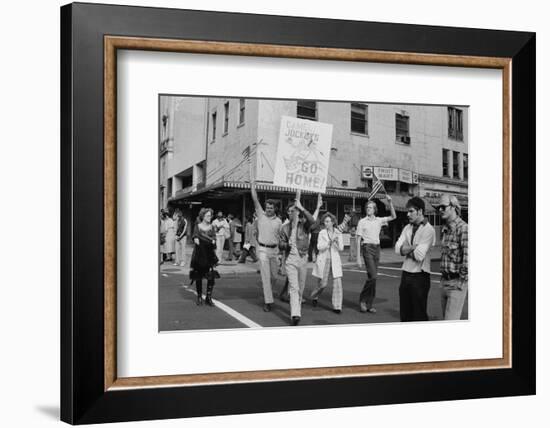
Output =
[
  {"x1": 196, "y1": 296, "x2": 203, "y2": 306},
  {"x1": 263, "y1": 303, "x2": 272, "y2": 312},
  {"x1": 360, "y1": 302, "x2": 368, "y2": 313},
  {"x1": 205, "y1": 296, "x2": 215, "y2": 306},
  {"x1": 333, "y1": 309, "x2": 342, "y2": 314},
  {"x1": 367, "y1": 308, "x2": 377, "y2": 314},
  {"x1": 291, "y1": 316, "x2": 301, "y2": 326},
  {"x1": 180, "y1": 262, "x2": 185, "y2": 267},
  {"x1": 311, "y1": 299, "x2": 318, "y2": 307},
  {"x1": 238, "y1": 260, "x2": 245, "y2": 264}
]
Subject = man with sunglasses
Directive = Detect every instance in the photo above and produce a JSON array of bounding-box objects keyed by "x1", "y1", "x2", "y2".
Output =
[{"x1": 437, "y1": 194, "x2": 468, "y2": 320}]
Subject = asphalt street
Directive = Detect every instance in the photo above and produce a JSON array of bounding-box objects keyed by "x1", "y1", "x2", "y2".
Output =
[{"x1": 159, "y1": 260, "x2": 468, "y2": 331}]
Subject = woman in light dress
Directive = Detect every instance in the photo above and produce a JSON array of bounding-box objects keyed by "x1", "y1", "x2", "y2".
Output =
[
  {"x1": 310, "y1": 212, "x2": 345, "y2": 313},
  {"x1": 162, "y1": 211, "x2": 177, "y2": 262}
]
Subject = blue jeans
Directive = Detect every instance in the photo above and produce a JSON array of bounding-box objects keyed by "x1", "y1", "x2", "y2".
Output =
[
  {"x1": 360, "y1": 244, "x2": 380, "y2": 308},
  {"x1": 440, "y1": 278, "x2": 468, "y2": 320}
]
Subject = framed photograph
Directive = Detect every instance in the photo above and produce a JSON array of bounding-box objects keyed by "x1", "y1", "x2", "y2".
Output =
[{"x1": 61, "y1": 2, "x2": 535, "y2": 424}]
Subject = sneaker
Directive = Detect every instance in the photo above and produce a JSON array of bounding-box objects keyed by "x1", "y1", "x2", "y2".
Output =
[{"x1": 360, "y1": 302, "x2": 368, "y2": 313}]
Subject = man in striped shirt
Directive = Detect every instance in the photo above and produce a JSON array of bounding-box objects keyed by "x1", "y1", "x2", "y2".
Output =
[{"x1": 436, "y1": 194, "x2": 469, "y2": 320}]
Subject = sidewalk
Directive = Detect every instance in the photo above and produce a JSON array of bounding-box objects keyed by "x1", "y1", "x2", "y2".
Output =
[{"x1": 160, "y1": 245, "x2": 442, "y2": 277}]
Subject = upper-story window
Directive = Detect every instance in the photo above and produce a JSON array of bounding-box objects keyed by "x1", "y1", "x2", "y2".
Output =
[
  {"x1": 223, "y1": 102, "x2": 229, "y2": 134},
  {"x1": 442, "y1": 149, "x2": 449, "y2": 177},
  {"x1": 448, "y1": 107, "x2": 464, "y2": 141},
  {"x1": 351, "y1": 103, "x2": 368, "y2": 135},
  {"x1": 297, "y1": 100, "x2": 317, "y2": 121},
  {"x1": 453, "y1": 151, "x2": 460, "y2": 179},
  {"x1": 239, "y1": 98, "x2": 245, "y2": 125},
  {"x1": 211, "y1": 111, "x2": 217, "y2": 141},
  {"x1": 396, "y1": 113, "x2": 410, "y2": 144}
]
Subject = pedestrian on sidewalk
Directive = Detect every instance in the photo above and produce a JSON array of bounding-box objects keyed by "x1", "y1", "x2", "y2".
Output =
[
  {"x1": 250, "y1": 173, "x2": 282, "y2": 312},
  {"x1": 395, "y1": 197, "x2": 436, "y2": 322},
  {"x1": 161, "y1": 209, "x2": 176, "y2": 263},
  {"x1": 356, "y1": 196, "x2": 396, "y2": 313},
  {"x1": 238, "y1": 214, "x2": 259, "y2": 263},
  {"x1": 232, "y1": 216, "x2": 243, "y2": 257},
  {"x1": 225, "y1": 213, "x2": 237, "y2": 261},
  {"x1": 189, "y1": 208, "x2": 219, "y2": 307},
  {"x1": 436, "y1": 194, "x2": 468, "y2": 320},
  {"x1": 279, "y1": 191, "x2": 315, "y2": 326},
  {"x1": 174, "y1": 209, "x2": 188, "y2": 267},
  {"x1": 310, "y1": 212, "x2": 345, "y2": 313},
  {"x1": 212, "y1": 211, "x2": 229, "y2": 263}
]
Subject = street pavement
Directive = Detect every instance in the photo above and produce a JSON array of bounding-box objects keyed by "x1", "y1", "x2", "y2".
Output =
[{"x1": 159, "y1": 246, "x2": 468, "y2": 331}]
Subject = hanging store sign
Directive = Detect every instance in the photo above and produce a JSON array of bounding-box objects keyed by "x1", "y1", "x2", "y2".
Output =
[
  {"x1": 373, "y1": 166, "x2": 399, "y2": 181},
  {"x1": 399, "y1": 169, "x2": 412, "y2": 184},
  {"x1": 361, "y1": 165, "x2": 373, "y2": 179},
  {"x1": 362, "y1": 166, "x2": 419, "y2": 184},
  {"x1": 273, "y1": 116, "x2": 333, "y2": 193}
]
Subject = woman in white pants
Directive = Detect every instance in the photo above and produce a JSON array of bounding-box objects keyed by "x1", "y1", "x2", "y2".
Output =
[{"x1": 310, "y1": 213, "x2": 345, "y2": 313}]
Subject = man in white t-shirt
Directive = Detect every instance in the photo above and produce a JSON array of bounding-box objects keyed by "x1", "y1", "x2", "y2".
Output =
[
  {"x1": 356, "y1": 196, "x2": 396, "y2": 313},
  {"x1": 212, "y1": 211, "x2": 229, "y2": 263}
]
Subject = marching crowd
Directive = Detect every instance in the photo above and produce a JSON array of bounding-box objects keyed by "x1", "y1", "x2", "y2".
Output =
[{"x1": 160, "y1": 178, "x2": 468, "y2": 326}]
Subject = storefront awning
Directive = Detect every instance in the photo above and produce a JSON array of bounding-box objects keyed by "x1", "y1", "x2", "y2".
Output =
[{"x1": 171, "y1": 180, "x2": 372, "y2": 202}]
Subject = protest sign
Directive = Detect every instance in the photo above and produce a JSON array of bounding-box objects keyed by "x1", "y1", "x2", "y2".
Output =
[{"x1": 273, "y1": 116, "x2": 333, "y2": 193}]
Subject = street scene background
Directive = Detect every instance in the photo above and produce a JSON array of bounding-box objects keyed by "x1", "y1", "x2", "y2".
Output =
[
  {"x1": 160, "y1": 245, "x2": 467, "y2": 331},
  {"x1": 159, "y1": 96, "x2": 469, "y2": 330}
]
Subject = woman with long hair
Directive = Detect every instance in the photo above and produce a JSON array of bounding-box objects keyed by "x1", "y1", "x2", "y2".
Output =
[
  {"x1": 189, "y1": 208, "x2": 219, "y2": 306},
  {"x1": 310, "y1": 212, "x2": 345, "y2": 313}
]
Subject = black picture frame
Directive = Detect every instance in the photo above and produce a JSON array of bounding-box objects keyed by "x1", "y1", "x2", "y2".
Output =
[{"x1": 61, "y1": 2, "x2": 535, "y2": 424}]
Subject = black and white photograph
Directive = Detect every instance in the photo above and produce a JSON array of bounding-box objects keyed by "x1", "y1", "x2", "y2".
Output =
[{"x1": 159, "y1": 96, "x2": 469, "y2": 330}]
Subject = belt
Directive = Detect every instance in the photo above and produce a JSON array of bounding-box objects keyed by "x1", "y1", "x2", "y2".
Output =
[
  {"x1": 259, "y1": 242, "x2": 277, "y2": 249},
  {"x1": 441, "y1": 272, "x2": 460, "y2": 280}
]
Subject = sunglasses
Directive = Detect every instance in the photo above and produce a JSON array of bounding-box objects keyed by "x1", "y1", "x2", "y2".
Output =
[{"x1": 438, "y1": 204, "x2": 451, "y2": 211}]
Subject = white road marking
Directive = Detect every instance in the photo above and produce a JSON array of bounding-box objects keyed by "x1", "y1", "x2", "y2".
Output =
[
  {"x1": 181, "y1": 286, "x2": 262, "y2": 329},
  {"x1": 161, "y1": 274, "x2": 169, "y2": 277},
  {"x1": 347, "y1": 266, "x2": 442, "y2": 276},
  {"x1": 344, "y1": 267, "x2": 442, "y2": 284}
]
